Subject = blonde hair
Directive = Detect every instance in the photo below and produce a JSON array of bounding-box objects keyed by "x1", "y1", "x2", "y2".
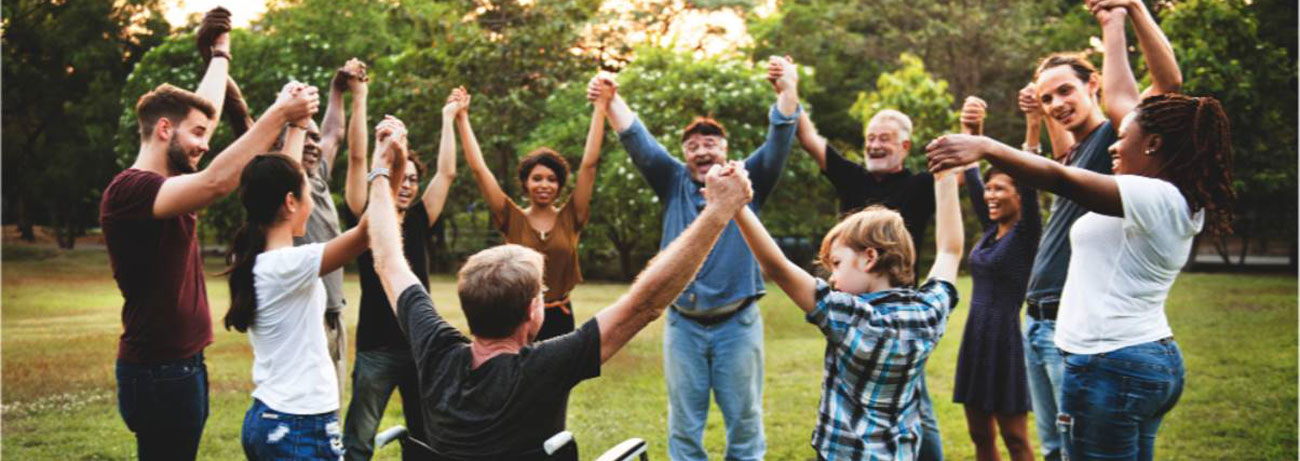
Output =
[
  {"x1": 818, "y1": 206, "x2": 916, "y2": 287},
  {"x1": 867, "y1": 109, "x2": 914, "y2": 141},
  {"x1": 457, "y1": 244, "x2": 545, "y2": 338}
]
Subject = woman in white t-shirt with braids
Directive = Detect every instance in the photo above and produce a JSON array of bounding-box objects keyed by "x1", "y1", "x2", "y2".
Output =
[
  {"x1": 925, "y1": 2, "x2": 1234, "y2": 459},
  {"x1": 223, "y1": 116, "x2": 408, "y2": 460}
]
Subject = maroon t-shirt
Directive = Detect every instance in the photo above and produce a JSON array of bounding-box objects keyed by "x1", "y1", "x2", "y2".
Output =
[{"x1": 100, "y1": 169, "x2": 212, "y2": 363}]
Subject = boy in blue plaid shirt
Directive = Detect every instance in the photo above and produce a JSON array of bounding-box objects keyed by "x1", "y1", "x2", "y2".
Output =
[{"x1": 734, "y1": 171, "x2": 964, "y2": 460}]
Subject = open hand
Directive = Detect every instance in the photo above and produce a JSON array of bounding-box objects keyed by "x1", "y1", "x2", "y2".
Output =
[{"x1": 926, "y1": 134, "x2": 992, "y2": 173}]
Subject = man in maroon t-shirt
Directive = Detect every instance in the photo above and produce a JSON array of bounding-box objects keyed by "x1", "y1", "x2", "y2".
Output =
[{"x1": 100, "y1": 12, "x2": 318, "y2": 459}]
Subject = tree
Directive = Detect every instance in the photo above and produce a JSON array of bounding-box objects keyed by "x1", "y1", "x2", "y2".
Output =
[
  {"x1": 3, "y1": 0, "x2": 169, "y2": 248},
  {"x1": 849, "y1": 53, "x2": 957, "y2": 172}
]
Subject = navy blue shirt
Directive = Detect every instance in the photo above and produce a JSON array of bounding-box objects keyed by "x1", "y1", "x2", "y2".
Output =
[{"x1": 1025, "y1": 121, "x2": 1116, "y2": 305}]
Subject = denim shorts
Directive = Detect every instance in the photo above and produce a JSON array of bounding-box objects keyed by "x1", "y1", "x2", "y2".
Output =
[{"x1": 242, "y1": 398, "x2": 344, "y2": 460}]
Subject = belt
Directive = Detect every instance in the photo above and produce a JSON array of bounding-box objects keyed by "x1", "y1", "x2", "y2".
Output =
[
  {"x1": 1059, "y1": 336, "x2": 1174, "y2": 357},
  {"x1": 544, "y1": 296, "x2": 571, "y2": 315},
  {"x1": 673, "y1": 299, "x2": 754, "y2": 326},
  {"x1": 1027, "y1": 301, "x2": 1058, "y2": 321}
]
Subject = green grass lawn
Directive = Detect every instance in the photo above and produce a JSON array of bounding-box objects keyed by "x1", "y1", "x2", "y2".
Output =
[{"x1": 2, "y1": 246, "x2": 1296, "y2": 460}]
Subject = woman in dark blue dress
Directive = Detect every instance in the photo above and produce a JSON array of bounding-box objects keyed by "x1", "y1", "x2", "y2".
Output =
[{"x1": 952, "y1": 97, "x2": 1041, "y2": 461}]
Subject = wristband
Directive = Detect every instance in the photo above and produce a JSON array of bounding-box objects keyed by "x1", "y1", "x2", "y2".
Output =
[
  {"x1": 367, "y1": 167, "x2": 390, "y2": 183},
  {"x1": 210, "y1": 49, "x2": 231, "y2": 61},
  {"x1": 1022, "y1": 143, "x2": 1042, "y2": 155}
]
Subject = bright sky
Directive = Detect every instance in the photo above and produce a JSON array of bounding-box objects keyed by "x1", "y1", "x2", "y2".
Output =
[{"x1": 162, "y1": 0, "x2": 267, "y2": 28}]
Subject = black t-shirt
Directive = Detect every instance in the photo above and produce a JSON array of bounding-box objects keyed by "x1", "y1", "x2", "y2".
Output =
[
  {"x1": 344, "y1": 201, "x2": 431, "y2": 351},
  {"x1": 822, "y1": 144, "x2": 936, "y2": 271},
  {"x1": 396, "y1": 285, "x2": 602, "y2": 460}
]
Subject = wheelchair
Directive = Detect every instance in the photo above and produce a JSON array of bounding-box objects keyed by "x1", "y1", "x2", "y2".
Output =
[{"x1": 375, "y1": 425, "x2": 648, "y2": 460}]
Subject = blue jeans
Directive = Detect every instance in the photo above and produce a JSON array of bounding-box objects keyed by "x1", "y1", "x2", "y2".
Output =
[
  {"x1": 1057, "y1": 339, "x2": 1184, "y2": 461},
  {"x1": 1025, "y1": 318, "x2": 1065, "y2": 461},
  {"x1": 342, "y1": 348, "x2": 432, "y2": 460},
  {"x1": 664, "y1": 306, "x2": 765, "y2": 461},
  {"x1": 243, "y1": 398, "x2": 344, "y2": 460},
  {"x1": 917, "y1": 370, "x2": 943, "y2": 461},
  {"x1": 116, "y1": 352, "x2": 208, "y2": 460}
]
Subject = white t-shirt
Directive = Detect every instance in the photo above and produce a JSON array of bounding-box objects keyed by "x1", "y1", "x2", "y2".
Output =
[
  {"x1": 1055, "y1": 175, "x2": 1204, "y2": 355},
  {"x1": 249, "y1": 243, "x2": 339, "y2": 414}
]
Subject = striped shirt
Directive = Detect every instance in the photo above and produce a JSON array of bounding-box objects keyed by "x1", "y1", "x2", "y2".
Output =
[{"x1": 807, "y1": 278, "x2": 959, "y2": 460}]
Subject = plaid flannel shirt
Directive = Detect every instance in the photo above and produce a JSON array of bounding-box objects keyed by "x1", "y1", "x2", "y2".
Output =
[{"x1": 806, "y1": 278, "x2": 959, "y2": 461}]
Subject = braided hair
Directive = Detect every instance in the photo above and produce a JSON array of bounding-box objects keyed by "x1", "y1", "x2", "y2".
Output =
[
  {"x1": 1135, "y1": 94, "x2": 1236, "y2": 237},
  {"x1": 223, "y1": 154, "x2": 306, "y2": 332}
]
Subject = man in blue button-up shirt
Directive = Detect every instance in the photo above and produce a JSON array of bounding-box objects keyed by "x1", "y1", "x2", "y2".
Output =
[{"x1": 588, "y1": 57, "x2": 801, "y2": 460}]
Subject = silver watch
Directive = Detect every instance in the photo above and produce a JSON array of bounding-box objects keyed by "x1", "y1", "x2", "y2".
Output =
[{"x1": 367, "y1": 167, "x2": 390, "y2": 183}]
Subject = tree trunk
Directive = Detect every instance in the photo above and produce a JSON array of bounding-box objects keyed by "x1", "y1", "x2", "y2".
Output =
[{"x1": 17, "y1": 199, "x2": 35, "y2": 241}]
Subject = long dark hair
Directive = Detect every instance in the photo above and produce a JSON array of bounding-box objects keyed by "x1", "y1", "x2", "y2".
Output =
[
  {"x1": 1136, "y1": 94, "x2": 1236, "y2": 237},
  {"x1": 223, "y1": 154, "x2": 305, "y2": 332}
]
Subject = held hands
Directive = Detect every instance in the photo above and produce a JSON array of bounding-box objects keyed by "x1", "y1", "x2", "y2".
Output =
[
  {"x1": 373, "y1": 116, "x2": 408, "y2": 193},
  {"x1": 766, "y1": 55, "x2": 798, "y2": 94},
  {"x1": 586, "y1": 73, "x2": 617, "y2": 107},
  {"x1": 333, "y1": 58, "x2": 369, "y2": 92},
  {"x1": 1087, "y1": 0, "x2": 1131, "y2": 26},
  {"x1": 926, "y1": 134, "x2": 992, "y2": 174},
  {"x1": 273, "y1": 82, "x2": 320, "y2": 124},
  {"x1": 196, "y1": 7, "x2": 232, "y2": 62},
  {"x1": 701, "y1": 160, "x2": 753, "y2": 214},
  {"x1": 443, "y1": 86, "x2": 470, "y2": 119},
  {"x1": 1018, "y1": 82, "x2": 1045, "y2": 121},
  {"x1": 960, "y1": 96, "x2": 987, "y2": 134}
]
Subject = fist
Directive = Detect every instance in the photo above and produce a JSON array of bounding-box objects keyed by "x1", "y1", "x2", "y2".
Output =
[
  {"x1": 373, "y1": 116, "x2": 408, "y2": 169},
  {"x1": 767, "y1": 55, "x2": 797, "y2": 93},
  {"x1": 960, "y1": 96, "x2": 987, "y2": 133},
  {"x1": 926, "y1": 134, "x2": 991, "y2": 173},
  {"x1": 1089, "y1": 1, "x2": 1129, "y2": 26}
]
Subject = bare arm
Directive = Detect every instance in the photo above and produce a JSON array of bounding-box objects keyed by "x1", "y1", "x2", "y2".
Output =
[
  {"x1": 321, "y1": 217, "x2": 369, "y2": 275},
  {"x1": 604, "y1": 92, "x2": 636, "y2": 133},
  {"x1": 572, "y1": 89, "x2": 609, "y2": 224},
  {"x1": 317, "y1": 74, "x2": 347, "y2": 170},
  {"x1": 370, "y1": 175, "x2": 420, "y2": 309},
  {"x1": 927, "y1": 171, "x2": 963, "y2": 283},
  {"x1": 194, "y1": 45, "x2": 229, "y2": 143},
  {"x1": 282, "y1": 125, "x2": 306, "y2": 163},
  {"x1": 421, "y1": 95, "x2": 464, "y2": 225},
  {"x1": 457, "y1": 96, "x2": 508, "y2": 221},
  {"x1": 594, "y1": 163, "x2": 751, "y2": 363},
  {"x1": 153, "y1": 87, "x2": 317, "y2": 218},
  {"x1": 795, "y1": 111, "x2": 829, "y2": 170},
  {"x1": 1097, "y1": 7, "x2": 1142, "y2": 128},
  {"x1": 927, "y1": 134, "x2": 1121, "y2": 217},
  {"x1": 735, "y1": 206, "x2": 817, "y2": 312},
  {"x1": 344, "y1": 83, "x2": 370, "y2": 215},
  {"x1": 1090, "y1": 0, "x2": 1182, "y2": 99}
]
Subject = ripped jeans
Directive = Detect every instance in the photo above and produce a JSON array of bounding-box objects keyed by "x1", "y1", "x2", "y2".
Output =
[
  {"x1": 242, "y1": 398, "x2": 344, "y2": 460},
  {"x1": 1057, "y1": 339, "x2": 1184, "y2": 461}
]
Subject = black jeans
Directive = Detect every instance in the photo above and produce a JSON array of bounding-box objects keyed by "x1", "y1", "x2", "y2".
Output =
[{"x1": 116, "y1": 352, "x2": 209, "y2": 460}]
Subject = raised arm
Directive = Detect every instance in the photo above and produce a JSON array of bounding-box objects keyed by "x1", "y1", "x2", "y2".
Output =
[
  {"x1": 735, "y1": 206, "x2": 817, "y2": 312},
  {"x1": 927, "y1": 170, "x2": 963, "y2": 283},
  {"x1": 318, "y1": 61, "x2": 362, "y2": 171},
  {"x1": 1091, "y1": 0, "x2": 1182, "y2": 97},
  {"x1": 594, "y1": 162, "x2": 752, "y2": 363},
  {"x1": 421, "y1": 88, "x2": 466, "y2": 225},
  {"x1": 592, "y1": 75, "x2": 682, "y2": 198},
  {"x1": 927, "y1": 134, "x2": 1121, "y2": 217},
  {"x1": 1095, "y1": 6, "x2": 1142, "y2": 127},
  {"x1": 1019, "y1": 82, "x2": 1075, "y2": 161},
  {"x1": 193, "y1": 10, "x2": 231, "y2": 142},
  {"x1": 153, "y1": 84, "x2": 318, "y2": 219},
  {"x1": 795, "y1": 111, "x2": 829, "y2": 170},
  {"x1": 572, "y1": 75, "x2": 612, "y2": 224},
  {"x1": 959, "y1": 96, "x2": 993, "y2": 229},
  {"x1": 455, "y1": 89, "x2": 509, "y2": 221},
  {"x1": 367, "y1": 145, "x2": 419, "y2": 309},
  {"x1": 343, "y1": 69, "x2": 370, "y2": 215},
  {"x1": 745, "y1": 56, "x2": 801, "y2": 205}
]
